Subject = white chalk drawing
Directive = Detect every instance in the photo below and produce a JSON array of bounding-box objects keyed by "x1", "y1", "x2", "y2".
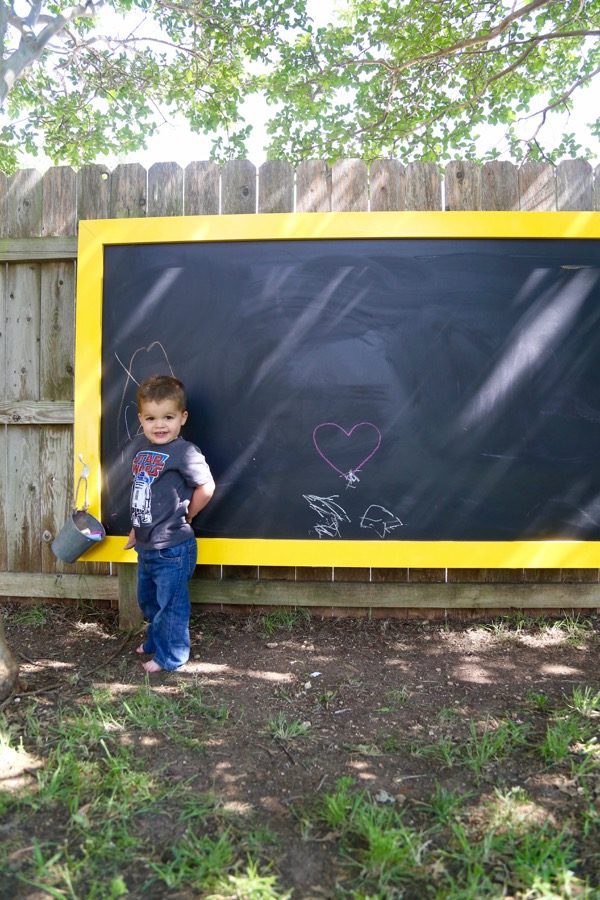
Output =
[
  {"x1": 313, "y1": 421, "x2": 382, "y2": 488},
  {"x1": 116, "y1": 341, "x2": 175, "y2": 449},
  {"x1": 360, "y1": 505, "x2": 404, "y2": 538},
  {"x1": 303, "y1": 494, "x2": 350, "y2": 538},
  {"x1": 304, "y1": 494, "x2": 403, "y2": 540}
]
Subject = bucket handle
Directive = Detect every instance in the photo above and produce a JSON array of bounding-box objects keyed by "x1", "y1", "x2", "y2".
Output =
[{"x1": 74, "y1": 456, "x2": 90, "y2": 511}]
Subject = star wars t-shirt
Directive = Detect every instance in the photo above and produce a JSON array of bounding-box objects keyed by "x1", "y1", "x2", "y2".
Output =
[{"x1": 128, "y1": 435, "x2": 212, "y2": 549}]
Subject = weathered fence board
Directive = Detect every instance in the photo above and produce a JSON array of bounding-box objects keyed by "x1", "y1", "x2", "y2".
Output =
[
  {"x1": 110, "y1": 164, "x2": 147, "y2": 219},
  {"x1": 77, "y1": 165, "x2": 111, "y2": 220},
  {"x1": 40, "y1": 263, "x2": 75, "y2": 401},
  {"x1": 518, "y1": 161, "x2": 556, "y2": 211},
  {"x1": 258, "y1": 160, "x2": 294, "y2": 213},
  {"x1": 40, "y1": 426, "x2": 73, "y2": 574},
  {"x1": 42, "y1": 167, "x2": 77, "y2": 236},
  {"x1": 0, "y1": 401, "x2": 73, "y2": 425},
  {"x1": 481, "y1": 160, "x2": 519, "y2": 211},
  {"x1": 369, "y1": 160, "x2": 405, "y2": 211},
  {"x1": 0, "y1": 157, "x2": 598, "y2": 615},
  {"x1": 557, "y1": 160, "x2": 593, "y2": 210},
  {"x1": 221, "y1": 160, "x2": 256, "y2": 215},
  {"x1": 184, "y1": 161, "x2": 219, "y2": 215},
  {"x1": 7, "y1": 170, "x2": 43, "y2": 237},
  {"x1": 296, "y1": 160, "x2": 331, "y2": 212},
  {"x1": 0, "y1": 426, "x2": 6, "y2": 572},
  {"x1": 445, "y1": 161, "x2": 481, "y2": 211},
  {"x1": 186, "y1": 579, "x2": 600, "y2": 609},
  {"x1": 0, "y1": 571, "x2": 119, "y2": 602},
  {"x1": 0, "y1": 237, "x2": 77, "y2": 262},
  {"x1": 405, "y1": 162, "x2": 442, "y2": 210},
  {"x1": 148, "y1": 162, "x2": 184, "y2": 217},
  {"x1": 332, "y1": 159, "x2": 368, "y2": 211}
]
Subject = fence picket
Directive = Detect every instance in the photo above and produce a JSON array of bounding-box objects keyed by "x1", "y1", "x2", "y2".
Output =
[
  {"x1": 7, "y1": 170, "x2": 43, "y2": 237},
  {"x1": 0, "y1": 172, "x2": 7, "y2": 238},
  {"x1": 369, "y1": 160, "x2": 406, "y2": 211},
  {"x1": 110, "y1": 164, "x2": 147, "y2": 219},
  {"x1": 405, "y1": 162, "x2": 442, "y2": 210},
  {"x1": 77, "y1": 165, "x2": 111, "y2": 221},
  {"x1": 557, "y1": 160, "x2": 593, "y2": 210},
  {"x1": 481, "y1": 161, "x2": 519, "y2": 211},
  {"x1": 42, "y1": 167, "x2": 77, "y2": 236},
  {"x1": 221, "y1": 160, "x2": 256, "y2": 215},
  {"x1": 445, "y1": 161, "x2": 481, "y2": 211},
  {"x1": 258, "y1": 160, "x2": 294, "y2": 213},
  {"x1": 148, "y1": 162, "x2": 184, "y2": 217},
  {"x1": 296, "y1": 160, "x2": 331, "y2": 212},
  {"x1": 518, "y1": 161, "x2": 556, "y2": 211},
  {"x1": 40, "y1": 425, "x2": 73, "y2": 574},
  {"x1": 184, "y1": 161, "x2": 219, "y2": 215},
  {"x1": 331, "y1": 159, "x2": 368, "y2": 211},
  {"x1": 40, "y1": 264, "x2": 75, "y2": 402}
]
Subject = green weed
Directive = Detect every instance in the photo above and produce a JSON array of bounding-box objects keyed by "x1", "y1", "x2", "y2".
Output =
[
  {"x1": 150, "y1": 829, "x2": 235, "y2": 889},
  {"x1": 418, "y1": 783, "x2": 466, "y2": 826},
  {"x1": 267, "y1": 713, "x2": 310, "y2": 740},
  {"x1": 462, "y1": 718, "x2": 530, "y2": 779},
  {"x1": 260, "y1": 607, "x2": 310, "y2": 635},
  {"x1": 207, "y1": 857, "x2": 291, "y2": 899},
  {"x1": 524, "y1": 690, "x2": 554, "y2": 712},
  {"x1": 540, "y1": 714, "x2": 590, "y2": 764},
  {"x1": 8, "y1": 604, "x2": 49, "y2": 626},
  {"x1": 567, "y1": 685, "x2": 600, "y2": 716}
]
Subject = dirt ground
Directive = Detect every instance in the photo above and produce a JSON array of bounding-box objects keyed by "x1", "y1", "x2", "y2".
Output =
[{"x1": 2, "y1": 601, "x2": 600, "y2": 897}]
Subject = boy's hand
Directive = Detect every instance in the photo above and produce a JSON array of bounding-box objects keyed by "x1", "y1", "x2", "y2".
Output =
[{"x1": 124, "y1": 529, "x2": 136, "y2": 550}]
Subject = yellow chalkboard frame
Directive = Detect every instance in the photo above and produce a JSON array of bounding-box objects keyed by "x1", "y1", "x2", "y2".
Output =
[{"x1": 75, "y1": 209, "x2": 600, "y2": 566}]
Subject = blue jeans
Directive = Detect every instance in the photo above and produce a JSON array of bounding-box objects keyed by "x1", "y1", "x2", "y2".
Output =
[{"x1": 136, "y1": 538, "x2": 197, "y2": 671}]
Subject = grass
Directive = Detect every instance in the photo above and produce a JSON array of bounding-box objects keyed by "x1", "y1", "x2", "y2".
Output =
[
  {"x1": 0, "y1": 685, "x2": 284, "y2": 899},
  {"x1": 2, "y1": 610, "x2": 600, "y2": 898},
  {"x1": 298, "y1": 775, "x2": 592, "y2": 898},
  {"x1": 7, "y1": 604, "x2": 49, "y2": 627},
  {"x1": 259, "y1": 606, "x2": 311, "y2": 635},
  {"x1": 477, "y1": 612, "x2": 596, "y2": 648},
  {"x1": 267, "y1": 712, "x2": 311, "y2": 740}
]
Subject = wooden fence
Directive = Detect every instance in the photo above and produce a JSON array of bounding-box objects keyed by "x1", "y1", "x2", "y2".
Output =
[{"x1": 1, "y1": 157, "x2": 600, "y2": 623}]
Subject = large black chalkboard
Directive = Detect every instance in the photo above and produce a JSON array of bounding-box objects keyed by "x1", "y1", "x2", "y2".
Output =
[{"x1": 101, "y1": 236, "x2": 600, "y2": 542}]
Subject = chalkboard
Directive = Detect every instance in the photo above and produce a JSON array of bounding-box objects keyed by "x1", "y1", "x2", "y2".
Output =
[{"x1": 75, "y1": 211, "x2": 600, "y2": 566}]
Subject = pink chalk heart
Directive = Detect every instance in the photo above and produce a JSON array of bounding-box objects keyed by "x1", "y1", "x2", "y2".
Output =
[{"x1": 313, "y1": 422, "x2": 381, "y2": 478}]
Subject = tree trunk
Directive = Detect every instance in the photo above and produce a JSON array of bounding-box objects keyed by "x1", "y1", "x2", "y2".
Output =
[{"x1": 0, "y1": 615, "x2": 19, "y2": 702}]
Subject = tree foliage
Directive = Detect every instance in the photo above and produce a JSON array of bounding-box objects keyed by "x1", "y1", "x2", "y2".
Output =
[
  {"x1": 263, "y1": 0, "x2": 600, "y2": 164},
  {"x1": 0, "y1": 0, "x2": 598, "y2": 172},
  {"x1": 0, "y1": 0, "x2": 306, "y2": 172}
]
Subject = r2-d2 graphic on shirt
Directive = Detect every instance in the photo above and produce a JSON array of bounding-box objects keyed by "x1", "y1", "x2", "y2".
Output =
[{"x1": 131, "y1": 450, "x2": 169, "y2": 527}]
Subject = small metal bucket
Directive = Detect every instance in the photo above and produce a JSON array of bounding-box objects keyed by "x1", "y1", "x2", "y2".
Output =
[{"x1": 51, "y1": 470, "x2": 105, "y2": 563}]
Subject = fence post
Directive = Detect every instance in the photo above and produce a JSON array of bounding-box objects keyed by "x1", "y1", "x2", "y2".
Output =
[{"x1": 118, "y1": 564, "x2": 141, "y2": 630}]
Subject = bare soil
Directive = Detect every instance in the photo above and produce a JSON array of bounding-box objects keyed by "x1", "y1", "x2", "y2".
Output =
[{"x1": 2, "y1": 601, "x2": 600, "y2": 897}]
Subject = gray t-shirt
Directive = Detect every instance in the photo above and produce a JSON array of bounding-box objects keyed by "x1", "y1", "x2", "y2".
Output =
[{"x1": 128, "y1": 435, "x2": 213, "y2": 549}]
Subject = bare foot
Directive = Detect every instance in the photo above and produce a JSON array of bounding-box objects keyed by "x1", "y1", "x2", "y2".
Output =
[
  {"x1": 136, "y1": 643, "x2": 146, "y2": 655},
  {"x1": 142, "y1": 659, "x2": 163, "y2": 673}
]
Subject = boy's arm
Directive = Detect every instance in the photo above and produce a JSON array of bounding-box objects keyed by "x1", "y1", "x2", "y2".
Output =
[
  {"x1": 124, "y1": 528, "x2": 136, "y2": 550},
  {"x1": 186, "y1": 479, "x2": 216, "y2": 523}
]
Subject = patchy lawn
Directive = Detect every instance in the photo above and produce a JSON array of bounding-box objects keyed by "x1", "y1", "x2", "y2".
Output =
[{"x1": 1, "y1": 601, "x2": 600, "y2": 898}]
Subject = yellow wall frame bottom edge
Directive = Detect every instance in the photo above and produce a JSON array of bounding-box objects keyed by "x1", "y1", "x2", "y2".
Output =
[{"x1": 83, "y1": 537, "x2": 600, "y2": 568}]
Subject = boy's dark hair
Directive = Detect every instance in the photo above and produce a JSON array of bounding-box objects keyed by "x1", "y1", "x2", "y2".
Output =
[{"x1": 137, "y1": 375, "x2": 187, "y2": 411}]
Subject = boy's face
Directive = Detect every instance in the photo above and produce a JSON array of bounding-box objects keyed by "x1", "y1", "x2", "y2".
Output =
[{"x1": 138, "y1": 398, "x2": 188, "y2": 445}]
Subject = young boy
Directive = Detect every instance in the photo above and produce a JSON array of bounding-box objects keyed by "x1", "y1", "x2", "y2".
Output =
[{"x1": 124, "y1": 375, "x2": 215, "y2": 673}]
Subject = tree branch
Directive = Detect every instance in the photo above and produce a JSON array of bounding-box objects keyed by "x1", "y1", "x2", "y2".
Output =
[{"x1": 1, "y1": 0, "x2": 104, "y2": 105}]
